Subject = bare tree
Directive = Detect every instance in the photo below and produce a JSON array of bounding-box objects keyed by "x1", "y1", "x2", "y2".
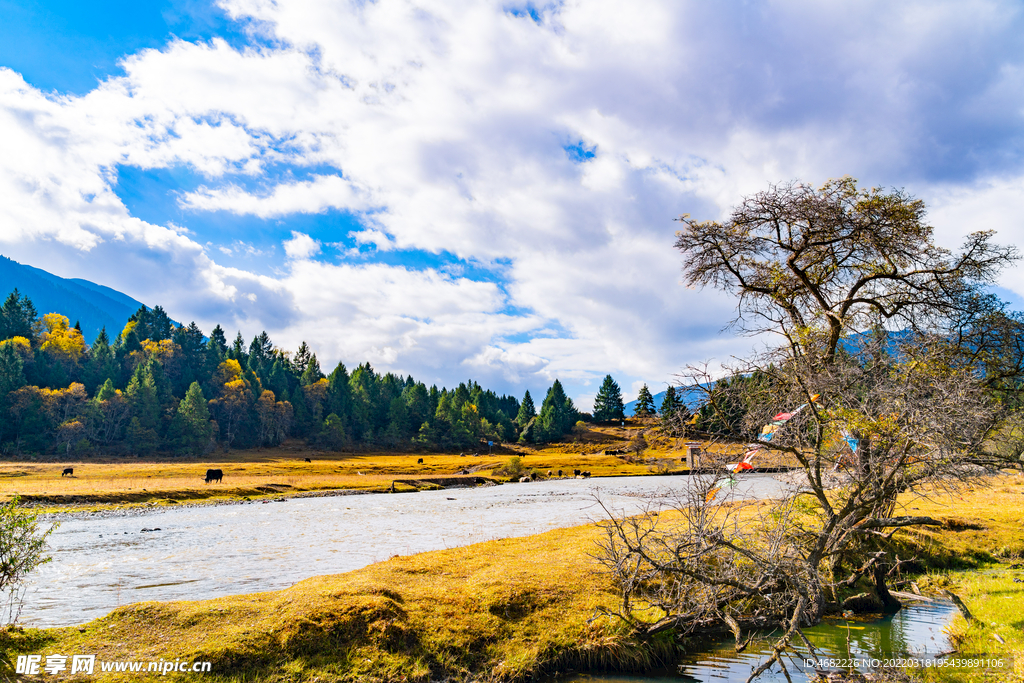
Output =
[{"x1": 596, "y1": 178, "x2": 1024, "y2": 681}]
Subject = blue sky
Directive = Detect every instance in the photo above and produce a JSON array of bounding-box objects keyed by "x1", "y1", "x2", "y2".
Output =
[
  {"x1": 0, "y1": 0, "x2": 254, "y2": 94},
  {"x1": 1, "y1": 0, "x2": 1024, "y2": 407}
]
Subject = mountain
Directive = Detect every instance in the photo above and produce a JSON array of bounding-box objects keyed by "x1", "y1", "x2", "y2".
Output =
[
  {"x1": 0, "y1": 255, "x2": 144, "y2": 343},
  {"x1": 624, "y1": 385, "x2": 709, "y2": 416}
]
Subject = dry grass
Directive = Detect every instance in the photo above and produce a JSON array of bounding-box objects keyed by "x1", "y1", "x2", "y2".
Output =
[
  {"x1": 1, "y1": 519, "x2": 667, "y2": 682},
  {"x1": 885, "y1": 474, "x2": 1024, "y2": 682},
  {"x1": 2, "y1": 473, "x2": 1023, "y2": 681}
]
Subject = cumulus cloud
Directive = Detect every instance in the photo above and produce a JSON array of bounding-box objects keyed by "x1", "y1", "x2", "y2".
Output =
[
  {"x1": 282, "y1": 231, "x2": 321, "y2": 260},
  {"x1": 2, "y1": 0, "x2": 1023, "y2": 400}
]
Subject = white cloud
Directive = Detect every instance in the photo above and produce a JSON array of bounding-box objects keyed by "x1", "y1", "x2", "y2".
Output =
[
  {"x1": 282, "y1": 231, "x2": 321, "y2": 260},
  {"x1": 2, "y1": 0, "x2": 1024, "y2": 401},
  {"x1": 181, "y1": 174, "x2": 372, "y2": 217}
]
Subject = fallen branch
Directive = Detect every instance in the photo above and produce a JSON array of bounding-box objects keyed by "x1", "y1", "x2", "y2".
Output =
[
  {"x1": 943, "y1": 590, "x2": 974, "y2": 624},
  {"x1": 890, "y1": 590, "x2": 934, "y2": 602},
  {"x1": 857, "y1": 516, "x2": 943, "y2": 529}
]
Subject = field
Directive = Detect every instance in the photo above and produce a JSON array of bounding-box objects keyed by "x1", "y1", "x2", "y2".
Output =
[{"x1": 0, "y1": 421, "x2": 794, "y2": 511}]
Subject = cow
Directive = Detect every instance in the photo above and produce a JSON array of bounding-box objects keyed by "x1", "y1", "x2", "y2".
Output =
[
  {"x1": 417, "y1": 458, "x2": 424, "y2": 464},
  {"x1": 304, "y1": 458, "x2": 311, "y2": 463},
  {"x1": 62, "y1": 467, "x2": 73, "y2": 477},
  {"x1": 557, "y1": 469, "x2": 563, "y2": 477},
  {"x1": 519, "y1": 476, "x2": 531, "y2": 483},
  {"x1": 573, "y1": 469, "x2": 581, "y2": 476},
  {"x1": 530, "y1": 471, "x2": 538, "y2": 481},
  {"x1": 546, "y1": 470, "x2": 552, "y2": 477},
  {"x1": 582, "y1": 471, "x2": 592, "y2": 478},
  {"x1": 204, "y1": 469, "x2": 223, "y2": 484}
]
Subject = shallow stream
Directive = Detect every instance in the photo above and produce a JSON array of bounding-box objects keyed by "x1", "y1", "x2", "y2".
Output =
[
  {"x1": 565, "y1": 599, "x2": 956, "y2": 682},
  {"x1": 23, "y1": 474, "x2": 791, "y2": 628}
]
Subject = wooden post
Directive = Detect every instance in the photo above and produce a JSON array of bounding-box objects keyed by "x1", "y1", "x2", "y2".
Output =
[{"x1": 685, "y1": 443, "x2": 702, "y2": 470}]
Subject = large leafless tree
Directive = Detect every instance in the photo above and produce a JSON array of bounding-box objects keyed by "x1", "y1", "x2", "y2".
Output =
[{"x1": 596, "y1": 178, "x2": 1024, "y2": 681}]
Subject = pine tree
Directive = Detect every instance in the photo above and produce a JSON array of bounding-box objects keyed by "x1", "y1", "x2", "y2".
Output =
[
  {"x1": 0, "y1": 341, "x2": 26, "y2": 396},
  {"x1": 248, "y1": 331, "x2": 274, "y2": 380},
  {"x1": 326, "y1": 362, "x2": 352, "y2": 420},
  {"x1": 535, "y1": 380, "x2": 577, "y2": 442},
  {"x1": 659, "y1": 385, "x2": 690, "y2": 435},
  {"x1": 97, "y1": 378, "x2": 118, "y2": 401},
  {"x1": 0, "y1": 289, "x2": 38, "y2": 342},
  {"x1": 403, "y1": 382, "x2": 430, "y2": 428},
  {"x1": 592, "y1": 375, "x2": 624, "y2": 422},
  {"x1": 230, "y1": 332, "x2": 247, "y2": 362},
  {"x1": 84, "y1": 329, "x2": 116, "y2": 396},
  {"x1": 300, "y1": 354, "x2": 324, "y2": 385},
  {"x1": 174, "y1": 382, "x2": 213, "y2": 454},
  {"x1": 660, "y1": 385, "x2": 682, "y2": 417},
  {"x1": 294, "y1": 342, "x2": 312, "y2": 375},
  {"x1": 208, "y1": 325, "x2": 228, "y2": 356},
  {"x1": 634, "y1": 384, "x2": 656, "y2": 417},
  {"x1": 125, "y1": 364, "x2": 160, "y2": 431},
  {"x1": 515, "y1": 390, "x2": 536, "y2": 426},
  {"x1": 385, "y1": 396, "x2": 411, "y2": 445}
]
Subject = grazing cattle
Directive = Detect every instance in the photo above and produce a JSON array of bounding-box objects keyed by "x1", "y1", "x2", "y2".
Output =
[
  {"x1": 304, "y1": 458, "x2": 311, "y2": 463},
  {"x1": 519, "y1": 476, "x2": 531, "y2": 483},
  {"x1": 204, "y1": 469, "x2": 223, "y2": 484},
  {"x1": 573, "y1": 469, "x2": 581, "y2": 476},
  {"x1": 62, "y1": 467, "x2": 73, "y2": 477},
  {"x1": 582, "y1": 471, "x2": 591, "y2": 478},
  {"x1": 546, "y1": 470, "x2": 552, "y2": 477},
  {"x1": 417, "y1": 458, "x2": 424, "y2": 464},
  {"x1": 558, "y1": 469, "x2": 563, "y2": 477},
  {"x1": 530, "y1": 471, "x2": 538, "y2": 481}
]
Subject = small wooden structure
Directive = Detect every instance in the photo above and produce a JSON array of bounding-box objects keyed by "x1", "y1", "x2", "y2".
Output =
[{"x1": 684, "y1": 442, "x2": 702, "y2": 470}]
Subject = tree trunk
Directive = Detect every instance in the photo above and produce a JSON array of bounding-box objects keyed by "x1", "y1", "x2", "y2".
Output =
[{"x1": 872, "y1": 563, "x2": 901, "y2": 613}]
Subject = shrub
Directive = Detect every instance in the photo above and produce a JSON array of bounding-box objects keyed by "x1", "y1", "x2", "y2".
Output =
[{"x1": 496, "y1": 456, "x2": 524, "y2": 479}]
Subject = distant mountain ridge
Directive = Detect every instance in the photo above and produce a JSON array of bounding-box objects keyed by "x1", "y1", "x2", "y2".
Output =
[{"x1": 0, "y1": 255, "x2": 145, "y2": 343}]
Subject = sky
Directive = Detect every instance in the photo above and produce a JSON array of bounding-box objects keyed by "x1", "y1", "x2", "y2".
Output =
[{"x1": 1, "y1": 0, "x2": 1023, "y2": 409}]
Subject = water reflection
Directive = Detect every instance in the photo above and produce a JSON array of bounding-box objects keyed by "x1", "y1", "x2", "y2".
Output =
[{"x1": 562, "y1": 601, "x2": 955, "y2": 682}]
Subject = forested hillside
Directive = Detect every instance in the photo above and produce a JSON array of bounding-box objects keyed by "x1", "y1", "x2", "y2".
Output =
[
  {"x1": 0, "y1": 255, "x2": 145, "y2": 343},
  {"x1": 0, "y1": 290, "x2": 581, "y2": 456}
]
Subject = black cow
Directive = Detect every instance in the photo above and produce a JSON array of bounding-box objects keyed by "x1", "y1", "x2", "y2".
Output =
[
  {"x1": 304, "y1": 458, "x2": 311, "y2": 463},
  {"x1": 417, "y1": 458, "x2": 424, "y2": 464},
  {"x1": 573, "y1": 469, "x2": 581, "y2": 476},
  {"x1": 558, "y1": 469, "x2": 563, "y2": 477},
  {"x1": 204, "y1": 469, "x2": 223, "y2": 484},
  {"x1": 62, "y1": 467, "x2": 73, "y2": 477},
  {"x1": 582, "y1": 471, "x2": 591, "y2": 478}
]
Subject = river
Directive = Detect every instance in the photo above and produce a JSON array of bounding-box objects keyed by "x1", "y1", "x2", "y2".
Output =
[{"x1": 20, "y1": 473, "x2": 791, "y2": 628}]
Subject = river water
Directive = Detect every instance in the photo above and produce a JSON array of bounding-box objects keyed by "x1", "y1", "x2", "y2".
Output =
[
  {"x1": 22, "y1": 474, "x2": 791, "y2": 628},
  {"x1": 562, "y1": 599, "x2": 956, "y2": 682}
]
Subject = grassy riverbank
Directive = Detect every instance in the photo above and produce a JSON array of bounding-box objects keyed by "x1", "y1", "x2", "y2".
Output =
[
  {"x1": 1, "y1": 517, "x2": 661, "y2": 682},
  {"x1": 5, "y1": 473, "x2": 1018, "y2": 682},
  {"x1": 889, "y1": 475, "x2": 1024, "y2": 682}
]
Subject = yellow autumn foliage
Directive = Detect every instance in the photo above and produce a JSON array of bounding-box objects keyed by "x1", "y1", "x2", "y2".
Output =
[
  {"x1": 215, "y1": 359, "x2": 244, "y2": 387},
  {"x1": 0, "y1": 336, "x2": 32, "y2": 361},
  {"x1": 39, "y1": 313, "x2": 86, "y2": 363}
]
